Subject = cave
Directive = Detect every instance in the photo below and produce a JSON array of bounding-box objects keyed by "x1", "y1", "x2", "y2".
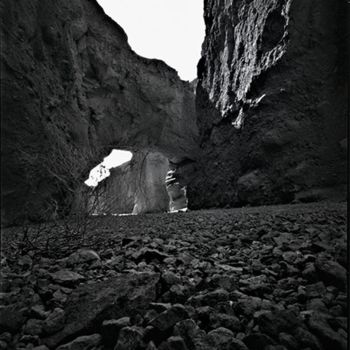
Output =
[
  {"x1": 0, "y1": 1, "x2": 347, "y2": 349},
  {"x1": 83, "y1": 149, "x2": 188, "y2": 216}
]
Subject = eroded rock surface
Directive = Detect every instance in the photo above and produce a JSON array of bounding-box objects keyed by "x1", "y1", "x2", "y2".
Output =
[
  {"x1": 186, "y1": 0, "x2": 347, "y2": 208},
  {"x1": 1, "y1": 0, "x2": 198, "y2": 225}
]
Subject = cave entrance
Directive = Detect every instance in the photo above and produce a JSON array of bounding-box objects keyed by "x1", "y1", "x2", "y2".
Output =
[
  {"x1": 84, "y1": 150, "x2": 133, "y2": 187},
  {"x1": 166, "y1": 164, "x2": 188, "y2": 213},
  {"x1": 84, "y1": 150, "x2": 188, "y2": 216}
]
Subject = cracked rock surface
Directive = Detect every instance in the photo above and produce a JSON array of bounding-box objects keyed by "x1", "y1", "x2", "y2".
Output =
[{"x1": 1, "y1": 202, "x2": 347, "y2": 349}]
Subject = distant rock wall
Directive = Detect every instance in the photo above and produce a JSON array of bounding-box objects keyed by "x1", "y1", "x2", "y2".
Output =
[
  {"x1": 1, "y1": 0, "x2": 198, "y2": 224},
  {"x1": 187, "y1": 0, "x2": 348, "y2": 208},
  {"x1": 86, "y1": 151, "x2": 169, "y2": 215}
]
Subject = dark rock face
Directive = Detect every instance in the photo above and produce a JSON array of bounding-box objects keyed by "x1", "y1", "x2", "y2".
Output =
[
  {"x1": 1, "y1": 0, "x2": 198, "y2": 225},
  {"x1": 187, "y1": 0, "x2": 347, "y2": 209}
]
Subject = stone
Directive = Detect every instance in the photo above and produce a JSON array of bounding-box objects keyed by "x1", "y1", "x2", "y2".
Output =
[
  {"x1": 0, "y1": 305, "x2": 26, "y2": 332},
  {"x1": 294, "y1": 327, "x2": 322, "y2": 350},
  {"x1": 133, "y1": 248, "x2": 169, "y2": 263},
  {"x1": 315, "y1": 255, "x2": 347, "y2": 290},
  {"x1": 173, "y1": 319, "x2": 205, "y2": 350},
  {"x1": 56, "y1": 334, "x2": 101, "y2": 350},
  {"x1": 278, "y1": 332, "x2": 298, "y2": 350},
  {"x1": 1, "y1": 0, "x2": 198, "y2": 225},
  {"x1": 43, "y1": 308, "x2": 65, "y2": 334},
  {"x1": 243, "y1": 333, "x2": 276, "y2": 350},
  {"x1": 149, "y1": 304, "x2": 188, "y2": 332},
  {"x1": 257, "y1": 310, "x2": 301, "y2": 338},
  {"x1": 159, "y1": 336, "x2": 189, "y2": 350},
  {"x1": 198, "y1": 327, "x2": 248, "y2": 350},
  {"x1": 23, "y1": 319, "x2": 43, "y2": 336},
  {"x1": 114, "y1": 326, "x2": 144, "y2": 350},
  {"x1": 305, "y1": 282, "x2": 326, "y2": 299},
  {"x1": 209, "y1": 313, "x2": 241, "y2": 332},
  {"x1": 162, "y1": 271, "x2": 182, "y2": 286},
  {"x1": 307, "y1": 312, "x2": 347, "y2": 350},
  {"x1": 189, "y1": 289, "x2": 229, "y2": 307},
  {"x1": 101, "y1": 317, "x2": 131, "y2": 348},
  {"x1": 31, "y1": 305, "x2": 50, "y2": 320},
  {"x1": 186, "y1": 0, "x2": 347, "y2": 209},
  {"x1": 67, "y1": 249, "x2": 100, "y2": 266},
  {"x1": 43, "y1": 272, "x2": 159, "y2": 348},
  {"x1": 49, "y1": 270, "x2": 85, "y2": 287}
]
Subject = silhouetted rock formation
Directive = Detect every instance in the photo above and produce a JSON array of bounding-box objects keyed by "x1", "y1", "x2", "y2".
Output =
[
  {"x1": 1, "y1": 0, "x2": 198, "y2": 225},
  {"x1": 186, "y1": 0, "x2": 347, "y2": 209}
]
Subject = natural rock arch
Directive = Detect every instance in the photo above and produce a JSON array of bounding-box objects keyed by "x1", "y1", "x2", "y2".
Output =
[{"x1": 1, "y1": 0, "x2": 198, "y2": 225}]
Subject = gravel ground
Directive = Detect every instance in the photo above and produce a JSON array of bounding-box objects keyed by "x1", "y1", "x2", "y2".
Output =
[{"x1": 0, "y1": 201, "x2": 347, "y2": 350}]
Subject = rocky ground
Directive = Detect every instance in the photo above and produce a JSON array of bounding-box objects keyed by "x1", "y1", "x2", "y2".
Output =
[{"x1": 0, "y1": 202, "x2": 348, "y2": 350}]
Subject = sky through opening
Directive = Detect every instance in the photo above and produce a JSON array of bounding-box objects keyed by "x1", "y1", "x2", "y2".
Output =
[{"x1": 96, "y1": 0, "x2": 205, "y2": 81}]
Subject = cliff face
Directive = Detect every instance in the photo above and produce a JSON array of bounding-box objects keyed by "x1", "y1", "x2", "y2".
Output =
[
  {"x1": 187, "y1": 0, "x2": 348, "y2": 208},
  {"x1": 1, "y1": 0, "x2": 198, "y2": 224}
]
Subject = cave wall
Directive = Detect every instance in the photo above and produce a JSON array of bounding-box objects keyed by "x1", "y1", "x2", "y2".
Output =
[
  {"x1": 187, "y1": 0, "x2": 348, "y2": 209},
  {"x1": 1, "y1": 0, "x2": 198, "y2": 225}
]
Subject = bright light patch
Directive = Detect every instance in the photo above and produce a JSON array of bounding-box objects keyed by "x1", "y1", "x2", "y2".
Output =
[
  {"x1": 96, "y1": 0, "x2": 205, "y2": 81},
  {"x1": 85, "y1": 150, "x2": 133, "y2": 187}
]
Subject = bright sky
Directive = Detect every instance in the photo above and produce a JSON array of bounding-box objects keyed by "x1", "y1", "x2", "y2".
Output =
[
  {"x1": 96, "y1": 0, "x2": 205, "y2": 81},
  {"x1": 85, "y1": 150, "x2": 133, "y2": 187}
]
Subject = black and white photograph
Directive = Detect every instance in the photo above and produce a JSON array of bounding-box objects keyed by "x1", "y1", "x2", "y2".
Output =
[{"x1": 0, "y1": 0, "x2": 348, "y2": 349}]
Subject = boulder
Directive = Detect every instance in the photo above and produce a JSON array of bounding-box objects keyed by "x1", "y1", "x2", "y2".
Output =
[{"x1": 44, "y1": 272, "x2": 160, "y2": 348}]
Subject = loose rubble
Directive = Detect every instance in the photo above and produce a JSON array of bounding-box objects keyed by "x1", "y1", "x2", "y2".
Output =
[{"x1": 0, "y1": 202, "x2": 347, "y2": 349}]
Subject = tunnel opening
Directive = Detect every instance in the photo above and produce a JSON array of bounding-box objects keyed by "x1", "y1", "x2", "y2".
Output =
[
  {"x1": 83, "y1": 150, "x2": 188, "y2": 216},
  {"x1": 85, "y1": 150, "x2": 133, "y2": 188}
]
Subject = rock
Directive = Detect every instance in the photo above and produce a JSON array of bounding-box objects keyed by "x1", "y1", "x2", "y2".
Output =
[
  {"x1": 23, "y1": 319, "x2": 43, "y2": 336},
  {"x1": 31, "y1": 305, "x2": 50, "y2": 320},
  {"x1": 32, "y1": 346, "x2": 50, "y2": 350},
  {"x1": 257, "y1": 310, "x2": 301, "y2": 338},
  {"x1": 294, "y1": 327, "x2": 322, "y2": 350},
  {"x1": 198, "y1": 327, "x2": 248, "y2": 350},
  {"x1": 307, "y1": 312, "x2": 347, "y2": 350},
  {"x1": 44, "y1": 272, "x2": 159, "y2": 348},
  {"x1": 56, "y1": 334, "x2": 101, "y2": 350},
  {"x1": 149, "y1": 304, "x2": 188, "y2": 333},
  {"x1": 133, "y1": 248, "x2": 169, "y2": 263},
  {"x1": 49, "y1": 270, "x2": 84, "y2": 287},
  {"x1": 0, "y1": 305, "x2": 26, "y2": 332},
  {"x1": 305, "y1": 282, "x2": 326, "y2": 299},
  {"x1": 315, "y1": 255, "x2": 347, "y2": 290},
  {"x1": 149, "y1": 303, "x2": 172, "y2": 313},
  {"x1": 189, "y1": 289, "x2": 229, "y2": 307},
  {"x1": 67, "y1": 249, "x2": 100, "y2": 266},
  {"x1": 243, "y1": 333, "x2": 276, "y2": 350},
  {"x1": 173, "y1": 319, "x2": 205, "y2": 350},
  {"x1": 0, "y1": 333, "x2": 11, "y2": 343},
  {"x1": 159, "y1": 336, "x2": 189, "y2": 350},
  {"x1": 186, "y1": 0, "x2": 347, "y2": 209},
  {"x1": 278, "y1": 332, "x2": 298, "y2": 350},
  {"x1": 1, "y1": 0, "x2": 197, "y2": 225},
  {"x1": 43, "y1": 308, "x2": 65, "y2": 334},
  {"x1": 234, "y1": 296, "x2": 262, "y2": 317},
  {"x1": 209, "y1": 313, "x2": 241, "y2": 332},
  {"x1": 146, "y1": 341, "x2": 158, "y2": 350},
  {"x1": 114, "y1": 326, "x2": 144, "y2": 350},
  {"x1": 101, "y1": 317, "x2": 131, "y2": 348},
  {"x1": 162, "y1": 271, "x2": 182, "y2": 286}
]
